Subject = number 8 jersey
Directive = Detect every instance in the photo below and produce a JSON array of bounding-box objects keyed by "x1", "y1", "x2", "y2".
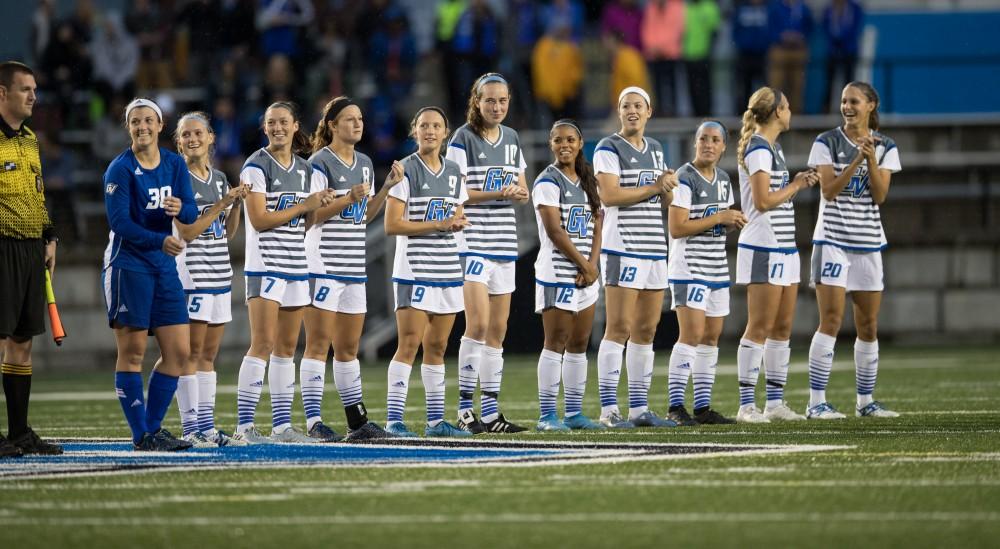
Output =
[
  {"x1": 388, "y1": 153, "x2": 469, "y2": 287},
  {"x1": 240, "y1": 148, "x2": 318, "y2": 281},
  {"x1": 808, "y1": 128, "x2": 901, "y2": 252}
]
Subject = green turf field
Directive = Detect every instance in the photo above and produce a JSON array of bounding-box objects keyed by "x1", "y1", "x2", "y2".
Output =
[{"x1": 2, "y1": 345, "x2": 999, "y2": 548}]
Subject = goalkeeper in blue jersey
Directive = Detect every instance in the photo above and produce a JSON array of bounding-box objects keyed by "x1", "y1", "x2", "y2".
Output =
[{"x1": 102, "y1": 98, "x2": 199, "y2": 451}]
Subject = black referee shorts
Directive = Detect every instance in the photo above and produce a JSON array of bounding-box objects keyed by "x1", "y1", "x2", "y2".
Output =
[{"x1": 0, "y1": 237, "x2": 46, "y2": 339}]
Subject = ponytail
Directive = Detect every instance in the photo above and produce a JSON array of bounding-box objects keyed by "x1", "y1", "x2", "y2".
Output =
[
  {"x1": 311, "y1": 96, "x2": 354, "y2": 153},
  {"x1": 737, "y1": 87, "x2": 782, "y2": 172}
]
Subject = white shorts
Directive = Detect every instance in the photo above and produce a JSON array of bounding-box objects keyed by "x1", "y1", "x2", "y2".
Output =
[
  {"x1": 462, "y1": 256, "x2": 515, "y2": 295},
  {"x1": 735, "y1": 247, "x2": 801, "y2": 286},
  {"x1": 394, "y1": 282, "x2": 464, "y2": 315},
  {"x1": 669, "y1": 283, "x2": 730, "y2": 317},
  {"x1": 810, "y1": 245, "x2": 884, "y2": 292},
  {"x1": 310, "y1": 278, "x2": 367, "y2": 314},
  {"x1": 535, "y1": 281, "x2": 600, "y2": 313},
  {"x1": 601, "y1": 253, "x2": 668, "y2": 290},
  {"x1": 186, "y1": 291, "x2": 233, "y2": 324},
  {"x1": 246, "y1": 275, "x2": 311, "y2": 307}
]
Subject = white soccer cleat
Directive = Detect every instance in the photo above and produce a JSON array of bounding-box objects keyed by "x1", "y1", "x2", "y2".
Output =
[
  {"x1": 736, "y1": 404, "x2": 771, "y2": 424},
  {"x1": 806, "y1": 402, "x2": 847, "y2": 420},
  {"x1": 763, "y1": 401, "x2": 806, "y2": 421},
  {"x1": 270, "y1": 426, "x2": 317, "y2": 443},
  {"x1": 206, "y1": 429, "x2": 247, "y2": 447},
  {"x1": 182, "y1": 431, "x2": 217, "y2": 448},
  {"x1": 231, "y1": 425, "x2": 273, "y2": 445},
  {"x1": 856, "y1": 401, "x2": 900, "y2": 418}
]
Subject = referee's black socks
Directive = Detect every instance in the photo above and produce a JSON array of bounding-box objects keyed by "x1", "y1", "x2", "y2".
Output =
[{"x1": 2, "y1": 363, "x2": 32, "y2": 438}]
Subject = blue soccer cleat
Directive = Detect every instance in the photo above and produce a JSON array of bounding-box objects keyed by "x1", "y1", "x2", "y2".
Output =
[
  {"x1": 535, "y1": 412, "x2": 570, "y2": 432},
  {"x1": 630, "y1": 410, "x2": 678, "y2": 428},
  {"x1": 384, "y1": 421, "x2": 419, "y2": 438},
  {"x1": 563, "y1": 414, "x2": 607, "y2": 430},
  {"x1": 425, "y1": 421, "x2": 473, "y2": 438}
]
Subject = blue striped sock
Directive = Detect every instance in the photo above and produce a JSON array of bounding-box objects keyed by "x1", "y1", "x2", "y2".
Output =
[
  {"x1": 764, "y1": 339, "x2": 790, "y2": 405},
  {"x1": 196, "y1": 371, "x2": 217, "y2": 434},
  {"x1": 737, "y1": 339, "x2": 763, "y2": 407},
  {"x1": 115, "y1": 371, "x2": 147, "y2": 443},
  {"x1": 597, "y1": 339, "x2": 624, "y2": 415},
  {"x1": 300, "y1": 358, "x2": 326, "y2": 430},
  {"x1": 692, "y1": 345, "x2": 718, "y2": 411},
  {"x1": 236, "y1": 356, "x2": 266, "y2": 430},
  {"x1": 562, "y1": 352, "x2": 588, "y2": 417},
  {"x1": 855, "y1": 339, "x2": 879, "y2": 407},
  {"x1": 480, "y1": 347, "x2": 503, "y2": 422},
  {"x1": 268, "y1": 355, "x2": 295, "y2": 431},
  {"x1": 457, "y1": 337, "x2": 483, "y2": 413},
  {"x1": 145, "y1": 370, "x2": 178, "y2": 434},
  {"x1": 333, "y1": 359, "x2": 363, "y2": 407},
  {"x1": 668, "y1": 343, "x2": 696, "y2": 408},
  {"x1": 626, "y1": 341, "x2": 652, "y2": 415},
  {"x1": 537, "y1": 349, "x2": 562, "y2": 418},
  {"x1": 422, "y1": 364, "x2": 445, "y2": 426},
  {"x1": 175, "y1": 374, "x2": 199, "y2": 436},
  {"x1": 808, "y1": 332, "x2": 836, "y2": 407},
  {"x1": 386, "y1": 360, "x2": 411, "y2": 423}
]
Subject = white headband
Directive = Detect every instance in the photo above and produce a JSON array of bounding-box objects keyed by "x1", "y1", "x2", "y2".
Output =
[
  {"x1": 125, "y1": 98, "x2": 163, "y2": 123},
  {"x1": 618, "y1": 86, "x2": 651, "y2": 109}
]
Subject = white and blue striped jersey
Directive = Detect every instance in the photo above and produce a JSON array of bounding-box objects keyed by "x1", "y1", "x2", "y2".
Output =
[
  {"x1": 738, "y1": 134, "x2": 796, "y2": 253},
  {"x1": 446, "y1": 123, "x2": 526, "y2": 262},
  {"x1": 532, "y1": 164, "x2": 596, "y2": 288},
  {"x1": 305, "y1": 147, "x2": 375, "y2": 282},
  {"x1": 668, "y1": 163, "x2": 735, "y2": 287},
  {"x1": 176, "y1": 168, "x2": 234, "y2": 294},
  {"x1": 388, "y1": 154, "x2": 469, "y2": 286},
  {"x1": 240, "y1": 148, "x2": 320, "y2": 281},
  {"x1": 593, "y1": 133, "x2": 667, "y2": 259},
  {"x1": 808, "y1": 127, "x2": 901, "y2": 252}
]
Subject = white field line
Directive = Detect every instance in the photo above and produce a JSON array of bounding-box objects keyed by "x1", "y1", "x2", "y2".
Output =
[{"x1": 1, "y1": 512, "x2": 998, "y2": 527}]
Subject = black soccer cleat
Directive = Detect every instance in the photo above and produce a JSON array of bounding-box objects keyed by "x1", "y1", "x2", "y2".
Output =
[
  {"x1": 483, "y1": 413, "x2": 528, "y2": 433},
  {"x1": 694, "y1": 407, "x2": 737, "y2": 425},
  {"x1": 307, "y1": 421, "x2": 344, "y2": 442},
  {"x1": 457, "y1": 409, "x2": 486, "y2": 434},
  {"x1": 344, "y1": 421, "x2": 394, "y2": 442},
  {"x1": 10, "y1": 427, "x2": 63, "y2": 455},
  {"x1": 135, "y1": 429, "x2": 193, "y2": 452},
  {"x1": 0, "y1": 433, "x2": 24, "y2": 458},
  {"x1": 667, "y1": 406, "x2": 699, "y2": 427}
]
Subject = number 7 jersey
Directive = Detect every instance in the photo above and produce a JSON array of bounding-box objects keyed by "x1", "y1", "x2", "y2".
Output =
[{"x1": 240, "y1": 148, "x2": 318, "y2": 281}]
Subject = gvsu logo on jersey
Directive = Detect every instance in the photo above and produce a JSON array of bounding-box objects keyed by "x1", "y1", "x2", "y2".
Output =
[
  {"x1": 341, "y1": 196, "x2": 369, "y2": 224},
  {"x1": 482, "y1": 167, "x2": 514, "y2": 192},
  {"x1": 276, "y1": 193, "x2": 306, "y2": 227},
  {"x1": 846, "y1": 169, "x2": 870, "y2": 198},
  {"x1": 702, "y1": 205, "x2": 723, "y2": 237},
  {"x1": 566, "y1": 206, "x2": 590, "y2": 238},
  {"x1": 200, "y1": 205, "x2": 226, "y2": 239},
  {"x1": 424, "y1": 198, "x2": 455, "y2": 221},
  {"x1": 637, "y1": 171, "x2": 661, "y2": 203}
]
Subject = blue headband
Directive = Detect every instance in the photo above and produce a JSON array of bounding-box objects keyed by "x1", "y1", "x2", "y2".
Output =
[
  {"x1": 697, "y1": 121, "x2": 728, "y2": 144},
  {"x1": 476, "y1": 73, "x2": 508, "y2": 92}
]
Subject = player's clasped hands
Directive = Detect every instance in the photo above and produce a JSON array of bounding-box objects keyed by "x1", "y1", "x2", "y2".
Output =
[
  {"x1": 437, "y1": 213, "x2": 470, "y2": 233},
  {"x1": 161, "y1": 235, "x2": 185, "y2": 256},
  {"x1": 349, "y1": 182, "x2": 370, "y2": 202},
  {"x1": 224, "y1": 183, "x2": 250, "y2": 206},
  {"x1": 717, "y1": 208, "x2": 748, "y2": 229},
  {"x1": 575, "y1": 261, "x2": 599, "y2": 288},
  {"x1": 501, "y1": 184, "x2": 529, "y2": 202},
  {"x1": 657, "y1": 168, "x2": 679, "y2": 194},
  {"x1": 384, "y1": 160, "x2": 405, "y2": 188},
  {"x1": 162, "y1": 196, "x2": 182, "y2": 217},
  {"x1": 793, "y1": 168, "x2": 820, "y2": 190},
  {"x1": 303, "y1": 188, "x2": 337, "y2": 211}
]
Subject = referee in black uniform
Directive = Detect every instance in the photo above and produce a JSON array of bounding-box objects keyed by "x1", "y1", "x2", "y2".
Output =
[{"x1": 0, "y1": 61, "x2": 62, "y2": 457}]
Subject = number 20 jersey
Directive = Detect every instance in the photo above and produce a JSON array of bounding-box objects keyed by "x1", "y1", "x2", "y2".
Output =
[
  {"x1": 240, "y1": 148, "x2": 318, "y2": 281},
  {"x1": 388, "y1": 153, "x2": 468, "y2": 286},
  {"x1": 808, "y1": 127, "x2": 901, "y2": 252}
]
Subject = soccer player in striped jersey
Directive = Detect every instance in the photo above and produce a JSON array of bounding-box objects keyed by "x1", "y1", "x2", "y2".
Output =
[
  {"x1": 665, "y1": 121, "x2": 746, "y2": 426},
  {"x1": 384, "y1": 106, "x2": 471, "y2": 438},
  {"x1": 446, "y1": 73, "x2": 530, "y2": 434},
  {"x1": 169, "y1": 112, "x2": 249, "y2": 447},
  {"x1": 533, "y1": 120, "x2": 605, "y2": 432},
  {"x1": 806, "y1": 82, "x2": 902, "y2": 419},
  {"x1": 233, "y1": 102, "x2": 335, "y2": 444},
  {"x1": 103, "y1": 98, "x2": 198, "y2": 451},
  {"x1": 594, "y1": 86, "x2": 678, "y2": 429},
  {"x1": 302, "y1": 97, "x2": 403, "y2": 441},
  {"x1": 734, "y1": 87, "x2": 819, "y2": 423}
]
